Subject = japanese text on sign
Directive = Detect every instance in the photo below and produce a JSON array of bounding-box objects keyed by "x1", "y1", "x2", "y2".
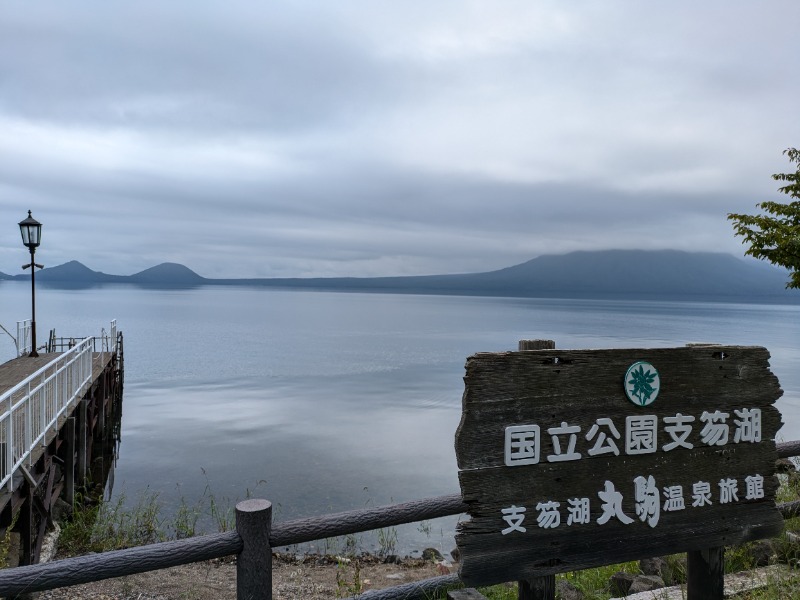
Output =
[
  {"x1": 504, "y1": 408, "x2": 761, "y2": 466},
  {"x1": 500, "y1": 473, "x2": 765, "y2": 534}
]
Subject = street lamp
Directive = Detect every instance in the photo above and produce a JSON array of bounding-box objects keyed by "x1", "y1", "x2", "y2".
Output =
[{"x1": 19, "y1": 210, "x2": 43, "y2": 358}]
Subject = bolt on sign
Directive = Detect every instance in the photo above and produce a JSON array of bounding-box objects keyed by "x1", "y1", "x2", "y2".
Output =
[{"x1": 454, "y1": 345, "x2": 784, "y2": 587}]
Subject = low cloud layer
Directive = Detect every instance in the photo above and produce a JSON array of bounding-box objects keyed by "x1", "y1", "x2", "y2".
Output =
[{"x1": 1, "y1": 1, "x2": 798, "y2": 277}]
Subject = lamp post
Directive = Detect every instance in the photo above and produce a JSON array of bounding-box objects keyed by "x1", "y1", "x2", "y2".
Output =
[{"x1": 19, "y1": 210, "x2": 43, "y2": 358}]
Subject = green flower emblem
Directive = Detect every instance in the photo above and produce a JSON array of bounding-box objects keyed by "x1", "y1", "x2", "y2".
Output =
[{"x1": 624, "y1": 361, "x2": 660, "y2": 406}]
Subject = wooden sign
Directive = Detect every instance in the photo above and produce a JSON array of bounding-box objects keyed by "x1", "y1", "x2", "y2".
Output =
[{"x1": 454, "y1": 346, "x2": 784, "y2": 587}]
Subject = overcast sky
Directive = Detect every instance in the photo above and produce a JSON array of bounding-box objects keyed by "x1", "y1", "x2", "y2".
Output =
[{"x1": 1, "y1": 2, "x2": 798, "y2": 278}]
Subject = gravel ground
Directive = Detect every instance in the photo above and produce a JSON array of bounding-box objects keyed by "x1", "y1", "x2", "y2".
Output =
[{"x1": 34, "y1": 554, "x2": 451, "y2": 600}]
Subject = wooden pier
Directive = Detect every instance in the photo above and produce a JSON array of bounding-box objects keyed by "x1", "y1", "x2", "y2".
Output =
[{"x1": 0, "y1": 332, "x2": 124, "y2": 567}]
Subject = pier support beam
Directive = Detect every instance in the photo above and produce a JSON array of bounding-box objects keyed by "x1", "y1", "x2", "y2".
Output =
[
  {"x1": 64, "y1": 417, "x2": 76, "y2": 506},
  {"x1": 98, "y1": 391, "x2": 106, "y2": 434},
  {"x1": 19, "y1": 483, "x2": 33, "y2": 566},
  {"x1": 77, "y1": 399, "x2": 87, "y2": 484}
]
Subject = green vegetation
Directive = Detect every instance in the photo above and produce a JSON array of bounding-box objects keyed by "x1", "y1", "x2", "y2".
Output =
[
  {"x1": 0, "y1": 511, "x2": 20, "y2": 568},
  {"x1": 56, "y1": 478, "x2": 248, "y2": 556},
  {"x1": 58, "y1": 489, "x2": 166, "y2": 555},
  {"x1": 729, "y1": 147, "x2": 800, "y2": 289},
  {"x1": 377, "y1": 526, "x2": 399, "y2": 557},
  {"x1": 335, "y1": 558, "x2": 363, "y2": 598}
]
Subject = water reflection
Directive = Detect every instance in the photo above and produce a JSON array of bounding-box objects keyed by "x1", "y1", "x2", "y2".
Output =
[{"x1": 1, "y1": 282, "x2": 798, "y2": 554}]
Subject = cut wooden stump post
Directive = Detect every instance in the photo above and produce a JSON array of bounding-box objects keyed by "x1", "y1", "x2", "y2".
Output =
[
  {"x1": 236, "y1": 499, "x2": 272, "y2": 600},
  {"x1": 518, "y1": 340, "x2": 556, "y2": 351}
]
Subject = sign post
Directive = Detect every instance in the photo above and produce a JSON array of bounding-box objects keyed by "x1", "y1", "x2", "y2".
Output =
[{"x1": 455, "y1": 344, "x2": 784, "y2": 597}]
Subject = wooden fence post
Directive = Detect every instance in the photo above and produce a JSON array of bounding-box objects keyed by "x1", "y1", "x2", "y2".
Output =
[
  {"x1": 236, "y1": 499, "x2": 272, "y2": 600},
  {"x1": 687, "y1": 547, "x2": 724, "y2": 600},
  {"x1": 517, "y1": 339, "x2": 556, "y2": 600},
  {"x1": 519, "y1": 577, "x2": 555, "y2": 600},
  {"x1": 518, "y1": 340, "x2": 556, "y2": 351}
]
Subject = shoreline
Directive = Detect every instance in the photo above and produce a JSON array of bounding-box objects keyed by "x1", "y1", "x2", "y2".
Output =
[{"x1": 36, "y1": 550, "x2": 453, "y2": 600}]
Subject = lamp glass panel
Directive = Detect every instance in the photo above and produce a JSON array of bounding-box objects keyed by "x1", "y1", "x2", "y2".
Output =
[
  {"x1": 20, "y1": 223, "x2": 42, "y2": 247},
  {"x1": 28, "y1": 224, "x2": 41, "y2": 246}
]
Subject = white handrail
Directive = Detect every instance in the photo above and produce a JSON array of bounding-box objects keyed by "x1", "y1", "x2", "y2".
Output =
[
  {"x1": 110, "y1": 319, "x2": 117, "y2": 353},
  {"x1": 0, "y1": 337, "x2": 94, "y2": 490},
  {"x1": 100, "y1": 319, "x2": 118, "y2": 354},
  {"x1": 16, "y1": 319, "x2": 32, "y2": 357}
]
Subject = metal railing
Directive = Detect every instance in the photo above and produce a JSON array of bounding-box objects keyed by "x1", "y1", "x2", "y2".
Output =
[
  {"x1": 16, "y1": 319, "x2": 32, "y2": 357},
  {"x1": 0, "y1": 337, "x2": 94, "y2": 491},
  {"x1": 47, "y1": 319, "x2": 119, "y2": 356},
  {"x1": 1, "y1": 441, "x2": 798, "y2": 599},
  {"x1": 107, "y1": 319, "x2": 117, "y2": 353}
]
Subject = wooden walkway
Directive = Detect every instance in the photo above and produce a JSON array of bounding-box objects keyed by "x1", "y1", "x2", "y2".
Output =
[
  {"x1": 1, "y1": 350, "x2": 116, "y2": 504},
  {"x1": 0, "y1": 329, "x2": 124, "y2": 566},
  {"x1": 0, "y1": 352, "x2": 114, "y2": 398}
]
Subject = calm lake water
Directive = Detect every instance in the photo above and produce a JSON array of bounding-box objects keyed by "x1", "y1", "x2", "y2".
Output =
[{"x1": 1, "y1": 282, "x2": 798, "y2": 554}]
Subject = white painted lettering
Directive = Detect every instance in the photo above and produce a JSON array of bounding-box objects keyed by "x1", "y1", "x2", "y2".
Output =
[
  {"x1": 501, "y1": 505, "x2": 527, "y2": 534},
  {"x1": 505, "y1": 425, "x2": 541, "y2": 466},
  {"x1": 536, "y1": 501, "x2": 561, "y2": 529},
  {"x1": 692, "y1": 481, "x2": 713, "y2": 507},
  {"x1": 734, "y1": 408, "x2": 762, "y2": 443},
  {"x1": 719, "y1": 478, "x2": 739, "y2": 504},
  {"x1": 663, "y1": 485, "x2": 686, "y2": 512},
  {"x1": 700, "y1": 411, "x2": 730, "y2": 446},
  {"x1": 625, "y1": 415, "x2": 658, "y2": 455},
  {"x1": 745, "y1": 474, "x2": 765, "y2": 500},
  {"x1": 586, "y1": 418, "x2": 621, "y2": 456},
  {"x1": 597, "y1": 481, "x2": 634, "y2": 525},
  {"x1": 547, "y1": 422, "x2": 582, "y2": 462},
  {"x1": 662, "y1": 413, "x2": 695, "y2": 451},
  {"x1": 634, "y1": 475, "x2": 660, "y2": 528},
  {"x1": 566, "y1": 497, "x2": 591, "y2": 525}
]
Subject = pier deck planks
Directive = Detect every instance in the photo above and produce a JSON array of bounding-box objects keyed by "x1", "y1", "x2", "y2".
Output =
[
  {"x1": 0, "y1": 352, "x2": 115, "y2": 506},
  {"x1": 0, "y1": 352, "x2": 113, "y2": 397}
]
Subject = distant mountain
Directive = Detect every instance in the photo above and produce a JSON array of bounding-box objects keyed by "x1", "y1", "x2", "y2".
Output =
[
  {"x1": 460, "y1": 250, "x2": 791, "y2": 298},
  {"x1": 129, "y1": 263, "x2": 207, "y2": 285},
  {"x1": 2, "y1": 250, "x2": 797, "y2": 302},
  {"x1": 220, "y1": 250, "x2": 796, "y2": 302},
  {"x1": 34, "y1": 260, "x2": 113, "y2": 283},
  {"x1": 7, "y1": 260, "x2": 205, "y2": 287}
]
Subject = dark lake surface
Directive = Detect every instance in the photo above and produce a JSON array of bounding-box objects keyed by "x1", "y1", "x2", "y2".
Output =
[{"x1": 1, "y1": 283, "x2": 798, "y2": 554}]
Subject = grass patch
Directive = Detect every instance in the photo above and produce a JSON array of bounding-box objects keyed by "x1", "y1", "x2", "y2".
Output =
[
  {"x1": 56, "y1": 476, "x2": 258, "y2": 556},
  {"x1": 59, "y1": 488, "x2": 165, "y2": 555},
  {"x1": 735, "y1": 574, "x2": 800, "y2": 599},
  {"x1": 0, "y1": 511, "x2": 20, "y2": 568},
  {"x1": 559, "y1": 561, "x2": 640, "y2": 599}
]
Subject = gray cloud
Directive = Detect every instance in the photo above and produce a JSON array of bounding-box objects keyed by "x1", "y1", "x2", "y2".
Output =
[{"x1": 1, "y1": 1, "x2": 798, "y2": 278}]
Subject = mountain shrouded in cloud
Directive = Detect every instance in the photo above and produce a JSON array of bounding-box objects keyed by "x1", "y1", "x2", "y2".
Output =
[{"x1": 7, "y1": 250, "x2": 795, "y2": 302}]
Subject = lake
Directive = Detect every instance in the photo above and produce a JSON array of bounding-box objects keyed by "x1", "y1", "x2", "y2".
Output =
[{"x1": 1, "y1": 282, "x2": 798, "y2": 555}]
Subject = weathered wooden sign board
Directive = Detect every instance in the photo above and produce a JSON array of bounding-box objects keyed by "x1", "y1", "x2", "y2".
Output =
[{"x1": 454, "y1": 345, "x2": 784, "y2": 587}]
